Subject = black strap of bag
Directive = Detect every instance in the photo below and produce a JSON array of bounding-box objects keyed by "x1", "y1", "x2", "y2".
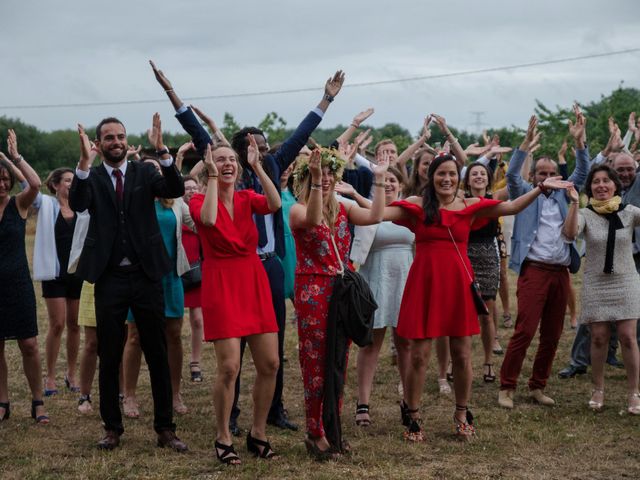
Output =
[{"x1": 447, "y1": 227, "x2": 490, "y2": 315}]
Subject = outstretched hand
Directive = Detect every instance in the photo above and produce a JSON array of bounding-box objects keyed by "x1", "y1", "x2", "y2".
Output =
[
  {"x1": 149, "y1": 60, "x2": 173, "y2": 91},
  {"x1": 309, "y1": 148, "x2": 322, "y2": 182},
  {"x1": 565, "y1": 184, "x2": 579, "y2": 203},
  {"x1": 372, "y1": 150, "x2": 390, "y2": 176},
  {"x1": 203, "y1": 143, "x2": 217, "y2": 177},
  {"x1": 335, "y1": 180, "x2": 356, "y2": 197},
  {"x1": 520, "y1": 115, "x2": 540, "y2": 152},
  {"x1": 246, "y1": 133, "x2": 261, "y2": 170},
  {"x1": 568, "y1": 104, "x2": 587, "y2": 144},
  {"x1": 325, "y1": 70, "x2": 345, "y2": 98},
  {"x1": 7, "y1": 129, "x2": 20, "y2": 160},
  {"x1": 541, "y1": 176, "x2": 573, "y2": 191},
  {"x1": 77, "y1": 124, "x2": 95, "y2": 166},
  {"x1": 352, "y1": 108, "x2": 374, "y2": 127}
]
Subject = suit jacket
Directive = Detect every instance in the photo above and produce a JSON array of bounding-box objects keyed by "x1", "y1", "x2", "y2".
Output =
[
  {"x1": 506, "y1": 147, "x2": 589, "y2": 274},
  {"x1": 69, "y1": 160, "x2": 185, "y2": 283},
  {"x1": 176, "y1": 106, "x2": 322, "y2": 257}
]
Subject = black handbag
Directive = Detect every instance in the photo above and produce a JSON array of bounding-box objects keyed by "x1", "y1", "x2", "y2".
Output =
[
  {"x1": 447, "y1": 228, "x2": 490, "y2": 316},
  {"x1": 181, "y1": 259, "x2": 202, "y2": 291}
]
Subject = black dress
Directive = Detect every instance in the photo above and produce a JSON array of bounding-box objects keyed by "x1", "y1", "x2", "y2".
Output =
[{"x1": 0, "y1": 197, "x2": 37, "y2": 339}]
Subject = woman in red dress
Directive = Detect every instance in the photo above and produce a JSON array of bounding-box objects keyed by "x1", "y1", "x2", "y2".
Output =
[
  {"x1": 290, "y1": 147, "x2": 389, "y2": 459},
  {"x1": 189, "y1": 136, "x2": 281, "y2": 464},
  {"x1": 384, "y1": 152, "x2": 572, "y2": 441}
]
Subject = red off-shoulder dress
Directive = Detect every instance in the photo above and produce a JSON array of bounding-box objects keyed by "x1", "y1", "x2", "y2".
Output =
[{"x1": 390, "y1": 197, "x2": 501, "y2": 339}]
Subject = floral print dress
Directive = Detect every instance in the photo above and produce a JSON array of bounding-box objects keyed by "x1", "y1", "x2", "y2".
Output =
[{"x1": 292, "y1": 203, "x2": 351, "y2": 438}]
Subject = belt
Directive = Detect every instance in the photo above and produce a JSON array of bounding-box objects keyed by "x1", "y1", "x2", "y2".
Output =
[
  {"x1": 258, "y1": 251, "x2": 277, "y2": 261},
  {"x1": 523, "y1": 259, "x2": 567, "y2": 272}
]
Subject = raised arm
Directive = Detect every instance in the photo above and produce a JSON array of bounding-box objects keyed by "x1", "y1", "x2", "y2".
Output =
[
  {"x1": 289, "y1": 149, "x2": 323, "y2": 229},
  {"x1": 199, "y1": 144, "x2": 218, "y2": 227},
  {"x1": 190, "y1": 104, "x2": 230, "y2": 147},
  {"x1": 69, "y1": 124, "x2": 98, "y2": 212},
  {"x1": 431, "y1": 114, "x2": 467, "y2": 167},
  {"x1": 396, "y1": 116, "x2": 432, "y2": 176},
  {"x1": 561, "y1": 185, "x2": 580, "y2": 240},
  {"x1": 7, "y1": 129, "x2": 41, "y2": 215},
  {"x1": 335, "y1": 108, "x2": 374, "y2": 145},
  {"x1": 506, "y1": 115, "x2": 539, "y2": 200},
  {"x1": 345, "y1": 153, "x2": 389, "y2": 225},
  {"x1": 247, "y1": 134, "x2": 280, "y2": 212},
  {"x1": 567, "y1": 103, "x2": 590, "y2": 189},
  {"x1": 335, "y1": 181, "x2": 372, "y2": 208},
  {"x1": 147, "y1": 113, "x2": 184, "y2": 198}
]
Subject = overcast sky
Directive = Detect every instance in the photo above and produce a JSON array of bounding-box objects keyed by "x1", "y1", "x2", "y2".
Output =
[{"x1": 1, "y1": 0, "x2": 639, "y2": 138}]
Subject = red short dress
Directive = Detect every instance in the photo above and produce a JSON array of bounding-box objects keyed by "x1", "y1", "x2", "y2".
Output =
[
  {"x1": 391, "y1": 197, "x2": 501, "y2": 339},
  {"x1": 189, "y1": 190, "x2": 278, "y2": 340}
]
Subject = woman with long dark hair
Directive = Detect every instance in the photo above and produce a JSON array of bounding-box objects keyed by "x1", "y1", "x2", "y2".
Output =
[{"x1": 383, "y1": 152, "x2": 571, "y2": 440}]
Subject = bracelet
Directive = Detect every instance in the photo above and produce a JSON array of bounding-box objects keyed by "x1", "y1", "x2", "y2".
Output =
[
  {"x1": 12, "y1": 155, "x2": 23, "y2": 166},
  {"x1": 351, "y1": 123, "x2": 358, "y2": 128},
  {"x1": 324, "y1": 94, "x2": 334, "y2": 103},
  {"x1": 208, "y1": 174, "x2": 218, "y2": 178},
  {"x1": 373, "y1": 182, "x2": 385, "y2": 188},
  {"x1": 536, "y1": 182, "x2": 548, "y2": 193},
  {"x1": 311, "y1": 185, "x2": 322, "y2": 191},
  {"x1": 311, "y1": 183, "x2": 322, "y2": 188},
  {"x1": 570, "y1": 201, "x2": 579, "y2": 204},
  {"x1": 165, "y1": 89, "x2": 174, "y2": 93}
]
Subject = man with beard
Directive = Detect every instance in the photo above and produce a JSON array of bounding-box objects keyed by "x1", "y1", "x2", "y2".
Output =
[{"x1": 69, "y1": 115, "x2": 187, "y2": 452}]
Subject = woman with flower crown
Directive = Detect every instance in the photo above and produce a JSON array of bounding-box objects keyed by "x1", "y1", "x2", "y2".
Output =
[{"x1": 290, "y1": 146, "x2": 389, "y2": 459}]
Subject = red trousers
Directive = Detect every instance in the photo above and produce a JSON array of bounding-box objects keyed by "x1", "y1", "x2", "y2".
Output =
[
  {"x1": 500, "y1": 262, "x2": 569, "y2": 391},
  {"x1": 295, "y1": 274, "x2": 348, "y2": 438}
]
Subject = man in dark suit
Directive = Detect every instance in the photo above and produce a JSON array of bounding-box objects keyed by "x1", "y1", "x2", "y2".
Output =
[
  {"x1": 69, "y1": 115, "x2": 187, "y2": 451},
  {"x1": 149, "y1": 61, "x2": 344, "y2": 433}
]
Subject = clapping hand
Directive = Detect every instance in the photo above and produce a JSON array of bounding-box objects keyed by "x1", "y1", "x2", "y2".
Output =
[
  {"x1": 148, "y1": 113, "x2": 165, "y2": 152},
  {"x1": 203, "y1": 143, "x2": 217, "y2": 177},
  {"x1": 325, "y1": 70, "x2": 345, "y2": 99},
  {"x1": 7, "y1": 129, "x2": 20, "y2": 161}
]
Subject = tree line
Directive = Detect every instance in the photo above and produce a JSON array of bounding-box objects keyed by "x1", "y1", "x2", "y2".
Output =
[{"x1": 1, "y1": 85, "x2": 638, "y2": 176}]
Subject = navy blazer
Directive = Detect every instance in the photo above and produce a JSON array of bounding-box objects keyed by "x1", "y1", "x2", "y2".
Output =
[
  {"x1": 176, "y1": 107, "x2": 322, "y2": 257},
  {"x1": 506, "y1": 147, "x2": 589, "y2": 274},
  {"x1": 69, "y1": 160, "x2": 185, "y2": 283}
]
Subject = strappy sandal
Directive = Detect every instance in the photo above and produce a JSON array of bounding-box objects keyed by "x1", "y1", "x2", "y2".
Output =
[
  {"x1": 588, "y1": 389, "x2": 604, "y2": 412},
  {"x1": 246, "y1": 431, "x2": 278, "y2": 459},
  {"x1": 492, "y1": 337, "x2": 504, "y2": 355},
  {"x1": 304, "y1": 436, "x2": 339, "y2": 462},
  {"x1": 400, "y1": 400, "x2": 411, "y2": 427},
  {"x1": 31, "y1": 399, "x2": 50, "y2": 425},
  {"x1": 355, "y1": 403, "x2": 371, "y2": 427},
  {"x1": 453, "y1": 405, "x2": 475, "y2": 440},
  {"x1": 403, "y1": 407, "x2": 425, "y2": 442},
  {"x1": 214, "y1": 440, "x2": 241, "y2": 465},
  {"x1": 43, "y1": 377, "x2": 58, "y2": 397},
  {"x1": 502, "y1": 313, "x2": 513, "y2": 328},
  {"x1": 0, "y1": 401, "x2": 9, "y2": 421},
  {"x1": 628, "y1": 392, "x2": 640, "y2": 415},
  {"x1": 78, "y1": 394, "x2": 93, "y2": 414},
  {"x1": 483, "y1": 363, "x2": 496, "y2": 383},
  {"x1": 446, "y1": 362, "x2": 454, "y2": 382},
  {"x1": 189, "y1": 362, "x2": 203, "y2": 383},
  {"x1": 64, "y1": 373, "x2": 80, "y2": 393},
  {"x1": 122, "y1": 396, "x2": 140, "y2": 419}
]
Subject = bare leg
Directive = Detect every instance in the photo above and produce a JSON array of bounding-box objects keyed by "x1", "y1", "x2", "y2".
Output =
[
  {"x1": 590, "y1": 323, "x2": 610, "y2": 392},
  {"x1": 617, "y1": 319, "x2": 640, "y2": 394},
  {"x1": 436, "y1": 336, "x2": 450, "y2": 380},
  {"x1": 212, "y1": 338, "x2": 241, "y2": 446},
  {"x1": 122, "y1": 322, "x2": 142, "y2": 416},
  {"x1": 18, "y1": 337, "x2": 47, "y2": 419},
  {"x1": 165, "y1": 317, "x2": 186, "y2": 412},
  {"x1": 65, "y1": 299, "x2": 81, "y2": 386},
  {"x1": 189, "y1": 307, "x2": 203, "y2": 375},
  {"x1": 449, "y1": 336, "x2": 473, "y2": 422},
  {"x1": 44, "y1": 297, "x2": 66, "y2": 391},
  {"x1": 392, "y1": 329, "x2": 411, "y2": 393},
  {"x1": 246, "y1": 332, "x2": 279, "y2": 442},
  {"x1": 78, "y1": 326, "x2": 98, "y2": 396},
  {"x1": 0, "y1": 341, "x2": 8, "y2": 418},
  {"x1": 405, "y1": 339, "x2": 432, "y2": 413},
  {"x1": 356, "y1": 328, "x2": 387, "y2": 411},
  {"x1": 479, "y1": 300, "x2": 496, "y2": 365}
]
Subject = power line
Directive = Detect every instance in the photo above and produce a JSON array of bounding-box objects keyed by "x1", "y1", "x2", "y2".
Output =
[{"x1": 1, "y1": 48, "x2": 638, "y2": 110}]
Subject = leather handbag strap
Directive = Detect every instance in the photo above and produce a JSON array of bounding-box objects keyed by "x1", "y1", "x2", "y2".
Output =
[{"x1": 447, "y1": 227, "x2": 473, "y2": 283}]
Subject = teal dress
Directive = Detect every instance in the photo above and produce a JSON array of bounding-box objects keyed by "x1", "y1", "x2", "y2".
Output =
[
  {"x1": 156, "y1": 201, "x2": 184, "y2": 318},
  {"x1": 128, "y1": 201, "x2": 184, "y2": 323},
  {"x1": 281, "y1": 188, "x2": 297, "y2": 300}
]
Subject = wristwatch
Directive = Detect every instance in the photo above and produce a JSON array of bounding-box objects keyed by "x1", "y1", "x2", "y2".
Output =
[
  {"x1": 324, "y1": 94, "x2": 334, "y2": 103},
  {"x1": 156, "y1": 147, "x2": 170, "y2": 156}
]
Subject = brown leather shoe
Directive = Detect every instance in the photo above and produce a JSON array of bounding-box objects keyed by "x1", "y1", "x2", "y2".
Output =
[
  {"x1": 97, "y1": 430, "x2": 120, "y2": 450},
  {"x1": 157, "y1": 430, "x2": 188, "y2": 452}
]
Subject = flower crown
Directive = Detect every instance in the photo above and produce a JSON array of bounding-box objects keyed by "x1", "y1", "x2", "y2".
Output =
[{"x1": 293, "y1": 147, "x2": 346, "y2": 189}]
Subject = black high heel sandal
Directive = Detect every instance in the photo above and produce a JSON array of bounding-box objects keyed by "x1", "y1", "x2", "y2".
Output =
[
  {"x1": 355, "y1": 403, "x2": 371, "y2": 427},
  {"x1": 453, "y1": 404, "x2": 475, "y2": 440},
  {"x1": 189, "y1": 362, "x2": 203, "y2": 383},
  {"x1": 304, "y1": 436, "x2": 339, "y2": 462},
  {"x1": 246, "y1": 431, "x2": 278, "y2": 459},
  {"x1": 446, "y1": 362, "x2": 454, "y2": 382},
  {"x1": 0, "y1": 402, "x2": 9, "y2": 421},
  {"x1": 483, "y1": 363, "x2": 496, "y2": 383},
  {"x1": 400, "y1": 400, "x2": 410, "y2": 427},
  {"x1": 403, "y1": 407, "x2": 425, "y2": 442},
  {"x1": 31, "y1": 399, "x2": 49, "y2": 424},
  {"x1": 214, "y1": 440, "x2": 241, "y2": 465}
]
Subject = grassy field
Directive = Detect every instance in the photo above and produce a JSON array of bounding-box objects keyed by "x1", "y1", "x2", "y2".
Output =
[{"x1": 0, "y1": 223, "x2": 639, "y2": 479}]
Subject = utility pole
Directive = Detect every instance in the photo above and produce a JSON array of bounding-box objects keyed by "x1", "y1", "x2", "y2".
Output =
[{"x1": 469, "y1": 111, "x2": 487, "y2": 134}]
